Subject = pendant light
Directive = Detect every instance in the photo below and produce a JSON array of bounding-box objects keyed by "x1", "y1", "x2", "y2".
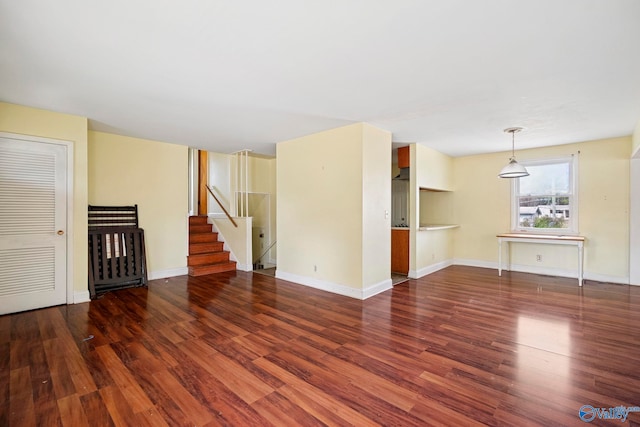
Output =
[{"x1": 499, "y1": 127, "x2": 529, "y2": 178}]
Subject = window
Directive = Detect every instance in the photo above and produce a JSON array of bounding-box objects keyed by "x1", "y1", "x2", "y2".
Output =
[{"x1": 512, "y1": 156, "x2": 577, "y2": 234}]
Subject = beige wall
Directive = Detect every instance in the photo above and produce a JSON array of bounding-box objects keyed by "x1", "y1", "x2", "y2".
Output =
[
  {"x1": 414, "y1": 144, "x2": 453, "y2": 191},
  {"x1": 249, "y1": 155, "x2": 276, "y2": 194},
  {"x1": 361, "y1": 123, "x2": 392, "y2": 287},
  {"x1": 209, "y1": 152, "x2": 277, "y2": 265},
  {"x1": 420, "y1": 191, "x2": 454, "y2": 225},
  {"x1": 208, "y1": 152, "x2": 232, "y2": 215},
  {"x1": 416, "y1": 229, "x2": 453, "y2": 272},
  {"x1": 277, "y1": 123, "x2": 391, "y2": 297},
  {"x1": 249, "y1": 156, "x2": 277, "y2": 263},
  {"x1": 417, "y1": 192, "x2": 455, "y2": 271},
  {"x1": 453, "y1": 136, "x2": 631, "y2": 282},
  {"x1": 88, "y1": 131, "x2": 189, "y2": 277},
  {"x1": 450, "y1": 151, "x2": 510, "y2": 265},
  {"x1": 0, "y1": 102, "x2": 88, "y2": 296},
  {"x1": 409, "y1": 144, "x2": 455, "y2": 276},
  {"x1": 277, "y1": 124, "x2": 364, "y2": 290}
]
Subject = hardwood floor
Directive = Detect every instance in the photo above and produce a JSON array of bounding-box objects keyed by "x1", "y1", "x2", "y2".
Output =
[{"x1": 2, "y1": 265, "x2": 640, "y2": 426}]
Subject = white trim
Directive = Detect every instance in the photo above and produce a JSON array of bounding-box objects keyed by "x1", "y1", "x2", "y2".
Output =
[
  {"x1": 74, "y1": 290, "x2": 91, "y2": 304},
  {"x1": 236, "y1": 263, "x2": 252, "y2": 272},
  {"x1": 583, "y1": 271, "x2": 629, "y2": 286},
  {"x1": 408, "y1": 260, "x2": 453, "y2": 279},
  {"x1": 500, "y1": 263, "x2": 628, "y2": 285},
  {"x1": 148, "y1": 267, "x2": 188, "y2": 280},
  {"x1": 148, "y1": 260, "x2": 630, "y2": 286},
  {"x1": 502, "y1": 263, "x2": 579, "y2": 279},
  {"x1": 453, "y1": 258, "x2": 497, "y2": 270},
  {"x1": 66, "y1": 140, "x2": 74, "y2": 304},
  {"x1": 187, "y1": 148, "x2": 198, "y2": 216},
  {"x1": 453, "y1": 258, "x2": 629, "y2": 285},
  {"x1": 0, "y1": 132, "x2": 75, "y2": 304},
  {"x1": 630, "y1": 159, "x2": 640, "y2": 285},
  {"x1": 274, "y1": 270, "x2": 392, "y2": 300},
  {"x1": 362, "y1": 279, "x2": 393, "y2": 299},
  {"x1": 511, "y1": 154, "x2": 578, "y2": 235}
]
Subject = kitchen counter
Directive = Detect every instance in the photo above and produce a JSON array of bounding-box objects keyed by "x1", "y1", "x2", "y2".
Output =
[
  {"x1": 392, "y1": 225, "x2": 459, "y2": 231},
  {"x1": 418, "y1": 224, "x2": 459, "y2": 231}
]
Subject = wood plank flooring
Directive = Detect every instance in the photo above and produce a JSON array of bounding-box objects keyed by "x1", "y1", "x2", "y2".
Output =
[{"x1": 2, "y1": 265, "x2": 640, "y2": 426}]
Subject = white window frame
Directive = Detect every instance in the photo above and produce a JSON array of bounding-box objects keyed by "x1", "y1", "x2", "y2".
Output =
[{"x1": 511, "y1": 155, "x2": 578, "y2": 235}]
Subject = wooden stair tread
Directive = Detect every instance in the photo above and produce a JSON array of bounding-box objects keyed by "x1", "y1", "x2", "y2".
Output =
[
  {"x1": 190, "y1": 224, "x2": 213, "y2": 233},
  {"x1": 189, "y1": 215, "x2": 209, "y2": 223},
  {"x1": 189, "y1": 242, "x2": 224, "y2": 254},
  {"x1": 188, "y1": 262, "x2": 237, "y2": 276},
  {"x1": 187, "y1": 251, "x2": 230, "y2": 266},
  {"x1": 189, "y1": 232, "x2": 220, "y2": 243},
  {"x1": 188, "y1": 216, "x2": 235, "y2": 277}
]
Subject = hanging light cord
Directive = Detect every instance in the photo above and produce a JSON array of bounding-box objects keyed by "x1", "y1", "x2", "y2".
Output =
[{"x1": 510, "y1": 130, "x2": 515, "y2": 159}]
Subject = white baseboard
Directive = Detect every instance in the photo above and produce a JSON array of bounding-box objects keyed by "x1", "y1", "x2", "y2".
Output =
[
  {"x1": 236, "y1": 263, "x2": 252, "y2": 272},
  {"x1": 148, "y1": 267, "x2": 188, "y2": 280},
  {"x1": 453, "y1": 259, "x2": 629, "y2": 285},
  {"x1": 453, "y1": 258, "x2": 497, "y2": 270},
  {"x1": 363, "y1": 278, "x2": 394, "y2": 299},
  {"x1": 507, "y1": 263, "x2": 580, "y2": 279},
  {"x1": 583, "y1": 271, "x2": 629, "y2": 285},
  {"x1": 408, "y1": 260, "x2": 454, "y2": 279},
  {"x1": 74, "y1": 290, "x2": 91, "y2": 304},
  {"x1": 275, "y1": 270, "x2": 392, "y2": 300}
]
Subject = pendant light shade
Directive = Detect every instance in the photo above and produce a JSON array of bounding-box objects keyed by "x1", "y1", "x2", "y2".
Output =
[
  {"x1": 499, "y1": 158, "x2": 529, "y2": 178},
  {"x1": 499, "y1": 127, "x2": 529, "y2": 178}
]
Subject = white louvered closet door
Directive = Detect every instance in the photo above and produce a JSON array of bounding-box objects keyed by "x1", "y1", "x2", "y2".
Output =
[{"x1": 0, "y1": 135, "x2": 67, "y2": 315}]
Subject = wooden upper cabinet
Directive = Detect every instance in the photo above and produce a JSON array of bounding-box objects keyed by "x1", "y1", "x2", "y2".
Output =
[{"x1": 397, "y1": 146, "x2": 409, "y2": 169}]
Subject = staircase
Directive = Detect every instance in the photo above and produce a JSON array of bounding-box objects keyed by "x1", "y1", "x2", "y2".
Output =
[{"x1": 188, "y1": 216, "x2": 236, "y2": 276}]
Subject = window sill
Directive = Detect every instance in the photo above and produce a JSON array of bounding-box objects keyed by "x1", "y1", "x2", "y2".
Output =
[{"x1": 511, "y1": 229, "x2": 579, "y2": 236}]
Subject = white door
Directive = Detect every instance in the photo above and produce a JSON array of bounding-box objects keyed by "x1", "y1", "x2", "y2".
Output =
[{"x1": 0, "y1": 134, "x2": 68, "y2": 315}]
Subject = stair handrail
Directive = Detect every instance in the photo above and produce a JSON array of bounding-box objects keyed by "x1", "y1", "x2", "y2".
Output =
[
  {"x1": 254, "y1": 239, "x2": 277, "y2": 264},
  {"x1": 205, "y1": 184, "x2": 238, "y2": 228}
]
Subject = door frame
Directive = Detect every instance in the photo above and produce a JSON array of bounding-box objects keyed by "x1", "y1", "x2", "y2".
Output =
[
  {"x1": 0, "y1": 132, "x2": 74, "y2": 304},
  {"x1": 198, "y1": 150, "x2": 208, "y2": 215},
  {"x1": 631, "y1": 157, "x2": 639, "y2": 285}
]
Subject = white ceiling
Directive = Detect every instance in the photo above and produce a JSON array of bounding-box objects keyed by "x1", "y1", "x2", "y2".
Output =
[{"x1": 1, "y1": 0, "x2": 639, "y2": 157}]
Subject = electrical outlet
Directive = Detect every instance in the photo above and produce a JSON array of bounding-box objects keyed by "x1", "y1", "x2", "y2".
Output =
[
  {"x1": 314, "y1": 265, "x2": 317, "y2": 272},
  {"x1": 536, "y1": 254, "x2": 542, "y2": 262}
]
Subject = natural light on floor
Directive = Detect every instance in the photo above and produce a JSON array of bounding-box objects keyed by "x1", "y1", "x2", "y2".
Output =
[{"x1": 516, "y1": 315, "x2": 571, "y2": 388}]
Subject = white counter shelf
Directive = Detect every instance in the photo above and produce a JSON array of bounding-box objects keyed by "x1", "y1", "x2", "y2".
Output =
[{"x1": 418, "y1": 224, "x2": 459, "y2": 231}]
